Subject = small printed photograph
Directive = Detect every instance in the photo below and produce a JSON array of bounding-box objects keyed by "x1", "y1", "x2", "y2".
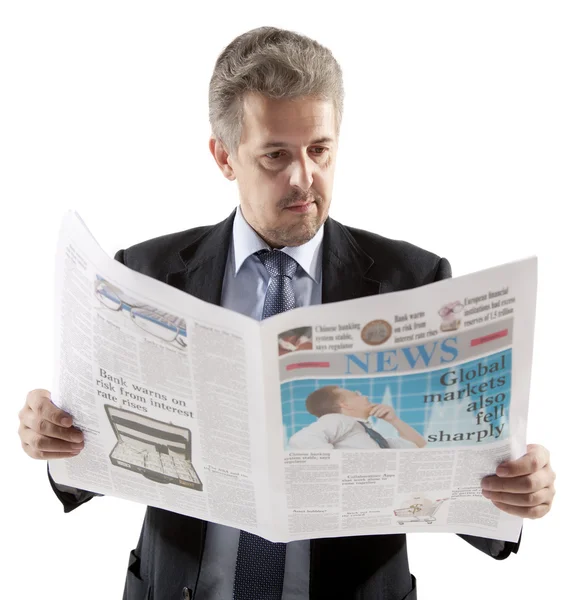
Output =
[
  {"x1": 277, "y1": 326, "x2": 313, "y2": 356},
  {"x1": 361, "y1": 319, "x2": 392, "y2": 345},
  {"x1": 394, "y1": 494, "x2": 450, "y2": 525},
  {"x1": 94, "y1": 276, "x2": 187, "y2": 349},
  {"x1": 105, "y1": 405, "x2": 203, "y2": 491},
  {"x1": 438, "y1": 301, "x2": 463, "y2": 332},
  {"x1": 282, "y1": 350, "x2": 511, "y2": 451}
]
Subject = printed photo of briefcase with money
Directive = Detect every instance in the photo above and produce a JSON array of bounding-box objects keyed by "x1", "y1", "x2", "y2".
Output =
[{"x1": 104, "y1": 405, "x2": 203, "y2": 491}]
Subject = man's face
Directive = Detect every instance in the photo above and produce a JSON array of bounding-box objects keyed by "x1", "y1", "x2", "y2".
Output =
[
  {"x1": 338, "y1": 389, "x2": 371, "y2": 418},
  {"x1": 222, "y1": 93, "x2": 338, "y2": 248}
]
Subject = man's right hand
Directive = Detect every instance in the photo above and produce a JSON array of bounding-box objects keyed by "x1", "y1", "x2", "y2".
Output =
[{"x1": 18, "y1": 389, "x2": 85, "y2": 459}]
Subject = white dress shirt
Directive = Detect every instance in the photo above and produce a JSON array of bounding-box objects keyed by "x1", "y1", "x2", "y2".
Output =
[
  {"x1": 197, "y1": 206, "x2": 324, "y2": 599},
  {"x1": 288, "y1": 414, "x2": 418, "y2": 450},
  {"x1": 220, "y1": 205, "x2": 323, "y2": 319}
]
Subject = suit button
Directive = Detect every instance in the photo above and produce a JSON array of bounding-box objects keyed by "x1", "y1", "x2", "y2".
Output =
[{"x1": 182, "y1": 587, "x2": 192, "y2": 600}]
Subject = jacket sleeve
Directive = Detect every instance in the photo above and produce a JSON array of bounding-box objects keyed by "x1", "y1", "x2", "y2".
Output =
[
  {"x1": 458, "y1": 532, "x2": 521, "y2": 560},
  {"x1": 47, "y1": 464, "x2": 102, "y2": 513},
  {"x1": 47, "y1": 249, "x2": 128, "y2": 512},
  {"x1": 434, "y1": 257, "x2": 452, "y2": 281}
]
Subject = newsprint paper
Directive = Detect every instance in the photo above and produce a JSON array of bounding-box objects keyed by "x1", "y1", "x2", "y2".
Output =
[{"x1": 48, "y1": 212, "x2": 537, "y2": 544}]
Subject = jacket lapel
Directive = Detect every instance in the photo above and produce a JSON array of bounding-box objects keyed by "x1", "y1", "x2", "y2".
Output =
[
  {"x1": 165, "y1": 212, "x2": 383, "y2": 306},
  {"x1": 165, "y1": 210, "x2": 236, "y2": 305},
  {"x1": 321, "y1": 216, "x2": 382, "y2": 303}
]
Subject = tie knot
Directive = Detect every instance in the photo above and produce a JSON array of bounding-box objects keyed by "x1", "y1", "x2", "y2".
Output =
[{"x1": 257, "y1": 249, "x2": 298, "y2": 279}]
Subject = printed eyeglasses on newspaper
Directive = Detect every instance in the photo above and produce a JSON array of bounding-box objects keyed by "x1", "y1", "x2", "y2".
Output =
[{"x1": 94, "y1": 279, "x2": 187, "y2": 348}]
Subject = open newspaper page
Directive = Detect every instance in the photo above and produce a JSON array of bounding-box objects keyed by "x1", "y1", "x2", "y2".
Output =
[
  {"x1": 49, "y1": 211, "x2": 536, "y2": 544},
  {"x1": 261, "y1": 257, "x2": 536, "y2": 543},
  {"x1": 48, "y1": 212, "x2": 273, "y2": 537}
]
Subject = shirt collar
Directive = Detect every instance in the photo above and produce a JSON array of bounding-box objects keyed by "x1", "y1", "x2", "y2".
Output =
[
  {"x1": 354, "y1": 417, "x2": 374, "y2": 428},
  {"x1": 231, "y1": 206, "x2": 324, "y2": 283}
]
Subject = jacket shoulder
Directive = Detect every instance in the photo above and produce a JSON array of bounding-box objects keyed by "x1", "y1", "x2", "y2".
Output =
[
  {"x1": 343, "y1": 223, "x2": 452, "y2": 285},
  {"x1": 115, "y1": 224, "x2": 213, "y2": 278}
]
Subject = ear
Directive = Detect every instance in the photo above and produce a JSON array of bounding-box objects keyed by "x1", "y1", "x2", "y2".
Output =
[
  {"x1": 336, "y1": 397, "x2": 348, "y2": 412},
  {"x1": 209, "y1": 136, "x2": 236, "y2": 181}
]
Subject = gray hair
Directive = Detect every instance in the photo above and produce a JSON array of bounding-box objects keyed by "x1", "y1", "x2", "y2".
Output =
[{"x1": 208, "y1": 26, "x2": 344, "y2": 158}]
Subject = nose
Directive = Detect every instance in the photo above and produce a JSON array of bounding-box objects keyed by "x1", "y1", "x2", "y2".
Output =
[{"x1": 288, "y1": 153, "x2": 314, "y2": 191}]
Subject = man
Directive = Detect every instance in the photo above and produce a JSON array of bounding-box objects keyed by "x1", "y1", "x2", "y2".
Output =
[
  {"x1": 288, "y1": 386, "x2": 427, "y2": 449},
  {"x1": 18, "y1": 26, "x2": 556, "y2": 600}
]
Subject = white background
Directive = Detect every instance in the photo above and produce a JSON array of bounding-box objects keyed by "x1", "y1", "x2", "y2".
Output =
[{"x1": 1, "y1": 1, "x2": 575, "y2": 598}]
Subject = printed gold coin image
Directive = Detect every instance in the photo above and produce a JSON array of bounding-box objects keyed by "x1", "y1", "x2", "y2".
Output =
[{"x1": 361, "y1": 319, "x2": 392, "y2": 345}]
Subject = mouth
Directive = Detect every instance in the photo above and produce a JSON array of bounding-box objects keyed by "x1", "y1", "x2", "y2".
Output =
[{"x1": 285, "y1": 201, "x2": 316, "y2": 214}]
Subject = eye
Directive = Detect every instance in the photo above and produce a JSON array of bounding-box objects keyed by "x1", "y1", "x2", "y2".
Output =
[{"x1": 263, "y1": 148, "x2": 328, "y2": 160}]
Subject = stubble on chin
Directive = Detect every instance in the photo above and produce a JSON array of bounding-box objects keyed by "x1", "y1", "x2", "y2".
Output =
[
  {"x1": 266, "y1": 205, "x2": 327, "y2": 247},
  {"x1": 270, "y1": 220, "x2": 319, "y2": 247}
]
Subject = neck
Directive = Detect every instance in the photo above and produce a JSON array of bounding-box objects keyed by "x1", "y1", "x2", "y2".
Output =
[
  {"x1": 239, "y1": 206, "x2": 285, "y2": 249},
  {"x1": 340, "y1": 410, "x2": 369, "y2": 420}
]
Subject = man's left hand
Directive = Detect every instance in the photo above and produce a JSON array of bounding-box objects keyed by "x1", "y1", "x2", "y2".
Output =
[{"x1": 481, "y1": 444, "x2": 556, "y2": 519}]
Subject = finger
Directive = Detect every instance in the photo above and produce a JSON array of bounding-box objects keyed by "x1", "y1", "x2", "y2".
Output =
[
  {"x1": 20, "y1": 426, "x2": 85, "y2": 453},
  {"x1": 22, "y1": 442, "x2": 82, "y2": 460},
  {"x1": 482, "y1": 486, "x2": 555, "y2": 507},
  {"x1": 482, "y1": 465, "x2": 552, "y2": 494},
  {"x1": 26, "y1": 389, "x2": 51, "y2": 412},
  {"x1": 20, "y1": 410, "x2": 84, "y2": 443},
  {"x1": 496, "y1": 444, "x2": 550, "y2": 477},
  {"x1": 28, "y1": 388, "x2": 51, "y2": 400},
  {"x1": 29, "y1": 394, "x2": 74, "y2": 427},
  {"x1": 491, "y1": 500, "x2": 552, "y2": 519}
]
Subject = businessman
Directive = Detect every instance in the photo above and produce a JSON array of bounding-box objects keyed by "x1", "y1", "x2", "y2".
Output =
[
  {"x1": 288, "y1": 386, "x2": 427, "y2": 450},
  {"x1": 18, "y1": 26, "x2": 556, "y2": 600}
]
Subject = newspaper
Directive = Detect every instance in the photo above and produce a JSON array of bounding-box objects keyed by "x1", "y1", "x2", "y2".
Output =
[{"x1": 48, "y1": 211, "x2": 536, "y2": 544}]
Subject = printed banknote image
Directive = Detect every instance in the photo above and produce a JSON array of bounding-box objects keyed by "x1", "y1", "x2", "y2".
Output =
[{"x1": 105, "y1": 405, "x2": 203, "y2": 491}]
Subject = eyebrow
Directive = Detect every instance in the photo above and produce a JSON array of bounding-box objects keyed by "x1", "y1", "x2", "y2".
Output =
[{"x1": 260, "y1": 137, "x2": 334, "y2": 150}]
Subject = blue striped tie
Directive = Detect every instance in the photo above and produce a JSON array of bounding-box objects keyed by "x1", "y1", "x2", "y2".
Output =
[{"x1": 232, "y1": 249, "x2": 298, "y2": 600}]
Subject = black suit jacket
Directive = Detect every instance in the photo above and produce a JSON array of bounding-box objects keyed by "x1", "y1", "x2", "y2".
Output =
[{"x1": 49, "y1": 210, "x2": 520, "y2": 599}]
